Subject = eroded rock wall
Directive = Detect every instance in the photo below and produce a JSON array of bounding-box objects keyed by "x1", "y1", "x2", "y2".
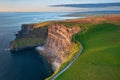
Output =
[
  {"x1": 10, "y1": 22, "x2": 81, "y2": 70},
  {"x1": 40, "y1": 23, "x2": 80, "y2": 70}
]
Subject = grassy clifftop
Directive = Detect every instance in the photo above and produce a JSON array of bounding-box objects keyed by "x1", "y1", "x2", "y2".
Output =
[{"x1": 55, "y1": 23, "x2": 120, "y2": 80}]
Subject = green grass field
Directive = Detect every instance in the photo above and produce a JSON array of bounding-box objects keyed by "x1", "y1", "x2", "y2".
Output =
[{"x1": 56, "y1": 23, "x2": 120, "y2": 80}]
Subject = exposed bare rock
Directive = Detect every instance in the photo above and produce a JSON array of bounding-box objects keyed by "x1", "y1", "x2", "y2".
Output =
[{"x1": 38, "y1": 23, "x2": 81, "y2": 70}]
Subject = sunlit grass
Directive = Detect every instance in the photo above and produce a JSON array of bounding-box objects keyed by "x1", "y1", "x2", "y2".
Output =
[
  {"x1": 56, "y1": 23, "x2": 120, "y2": 80},
  {"x1": 34, "y1": 21, "x2": 51, "y2": 28}
]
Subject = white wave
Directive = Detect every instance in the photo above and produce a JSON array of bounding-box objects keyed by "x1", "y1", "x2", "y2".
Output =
[
  {"x1": 4, "y1": 48, "x2": 10, "y2": 51},
  {"x1": 35, "y1": 46, "x2": 44, "y2": 51}
]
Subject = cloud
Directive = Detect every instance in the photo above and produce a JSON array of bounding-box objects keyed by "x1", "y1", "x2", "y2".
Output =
[{"x1": 51, "y1": 3, "x2": 120, "y2": 8}]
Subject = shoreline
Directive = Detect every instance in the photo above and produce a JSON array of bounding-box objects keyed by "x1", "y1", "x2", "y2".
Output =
[
  {"x1": 36, "y1": 46, "x2": 61, "y2": 70},
  {"x1": 10, "y1": 46, "x2": 37, "y2": 53}
]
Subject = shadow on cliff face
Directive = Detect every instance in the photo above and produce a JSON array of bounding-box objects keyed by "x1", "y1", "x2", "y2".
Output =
[{"x1": 9, "y1": 48, "x2": 54, "y2": 80}]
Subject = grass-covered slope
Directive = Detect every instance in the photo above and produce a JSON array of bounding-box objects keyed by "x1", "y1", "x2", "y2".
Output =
[{"x1": 56, "y1": 23, "x2": 120, "y2": 80}]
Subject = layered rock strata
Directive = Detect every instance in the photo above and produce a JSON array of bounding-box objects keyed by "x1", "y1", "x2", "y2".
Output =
[{"x1": 38, "y1": 23, "x2": 80, "y2": 70}]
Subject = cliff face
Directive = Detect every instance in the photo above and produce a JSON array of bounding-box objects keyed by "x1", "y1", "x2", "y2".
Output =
[
  {"x1": 16, "y1": 24, "x2": 48, "y2": 39},
  {"x1": 10, "y1": 15, "x2": 120, "y2": 73},
  {"x1": 60, "y1": 15, "x2": 120, "y2": 25},
  {"x1": 10, "y1": 22, "x2": 80, "y2": 70},
  {"x1": 38, "y1": 23, "x2": 80, "y2": 70}
]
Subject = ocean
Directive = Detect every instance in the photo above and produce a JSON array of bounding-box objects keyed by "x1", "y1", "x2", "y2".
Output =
[{"x1": 0, "y1": 12, "x2": 78, "y2": 80}]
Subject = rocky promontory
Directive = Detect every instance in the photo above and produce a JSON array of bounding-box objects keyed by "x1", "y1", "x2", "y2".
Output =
[
  {"x1": 10, "y1": 15, "x2": 120, "y2": 80},
  {"x1": 10, "y1": 21, "x2": 81, "y2": 70},
  {"x1": 10, "y1": 22, "x2": 49, "y2": 51},
  {"x1": 10, "y1": 15, "x2": 120, "y2": 71}
]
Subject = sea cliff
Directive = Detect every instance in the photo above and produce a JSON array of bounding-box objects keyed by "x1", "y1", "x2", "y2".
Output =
[
  {"x1": 10, "y1": 15, "x2": 120, "y2": 80},
  {"x1": 10, "y1": 22, "x2": 49, "y2": 51},
  {"x1": 10, "y1": 21, "x2": 81, "y2": 70},
  {"x1": 37, "y1": 23, "x2": 80, "y2": 70}
]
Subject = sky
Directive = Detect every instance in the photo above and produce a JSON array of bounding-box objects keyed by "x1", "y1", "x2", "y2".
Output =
[{"x1": 0, "y1": 0, "x2": 120, "y2": 12}]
